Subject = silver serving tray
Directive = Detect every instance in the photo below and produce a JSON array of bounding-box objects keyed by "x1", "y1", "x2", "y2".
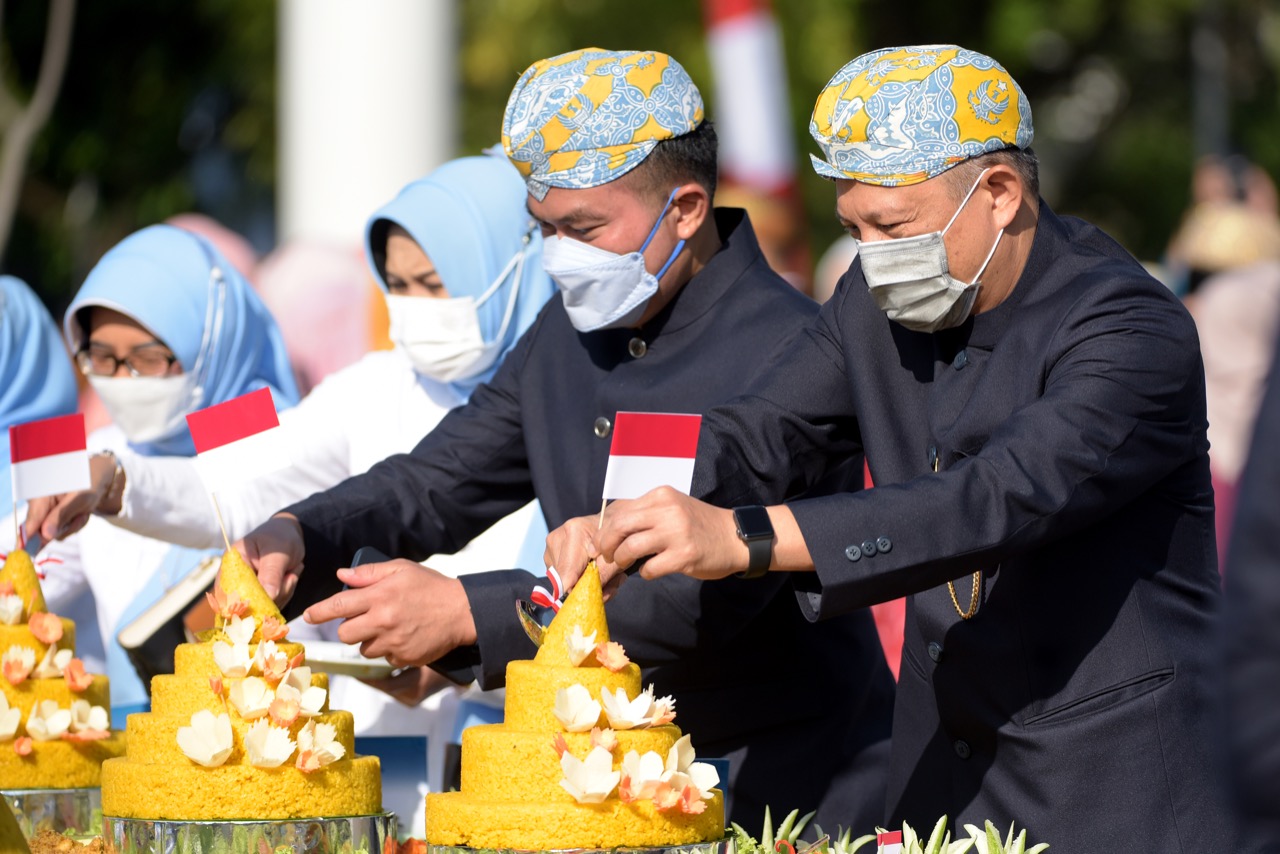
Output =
[
  {"x1": 3, "y1": 787, "x2": 102, "y2": 841},
  {"x1": 426, "y1": 837, "x2": 734, "y2": 854},
  {"x1": 104, "y1": 811, "x2": 397, "y2": 853}
]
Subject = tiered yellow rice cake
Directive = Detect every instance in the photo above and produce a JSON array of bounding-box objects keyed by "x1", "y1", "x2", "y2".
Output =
[
  {"x1": 0, "y1": 549, "x2": 126, "y2": 788},
  {"x1": 100, "y1": 549, "x2": 381, "y2": 820},
  {"x1": 426, "y1": 564, "x2": 724, "y2": 849}
]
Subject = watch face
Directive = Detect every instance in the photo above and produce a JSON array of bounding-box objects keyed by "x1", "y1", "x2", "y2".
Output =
[{"x1": 734, "y1": 505, "x2": 773, "y2": 540}]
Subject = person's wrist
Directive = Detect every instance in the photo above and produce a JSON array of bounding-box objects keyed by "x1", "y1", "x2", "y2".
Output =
[
  {"x1": 732, "y1": 505, "x2": 774, "y2": 579},
  {"x1": 92, "y1": 450, "x2": 126, "y2": 516}
]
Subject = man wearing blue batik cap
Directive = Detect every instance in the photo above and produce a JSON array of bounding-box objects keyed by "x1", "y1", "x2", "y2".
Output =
[
  {"x1": 240, "y1": 48, "x2": 895, "y2": 831},
  {"x1": 557, "y1": 45, "x2": 1240, "y2": 849}
]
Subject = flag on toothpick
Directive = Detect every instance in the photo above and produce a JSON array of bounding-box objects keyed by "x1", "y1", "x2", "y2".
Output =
[
  {"x1": 601, "y1": 412, "x2": 702, "y2": 499},
  {"x1": 9, "y1": 413, "x2": 91, "y2": 502},
  {"x1": 876, "y1": 830, "x2": 903, "y2": 854},
  {"x1": 186, "y1": 387, "x2": 290, "y2": 496}
]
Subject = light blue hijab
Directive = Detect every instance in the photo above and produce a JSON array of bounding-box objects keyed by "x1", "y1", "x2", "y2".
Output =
[
  {"x1": 65, "y1": 224, "x2": 300, "y2": 457},
  {"x1": 364, "y1": 153, "x2": 557, "y2": 399},
  {"x1": 0, "y1": 276, "x2": 80, "y2": 519},
  {"x1": 63, "y1": 225, "x2": 300, "y2": 717}
]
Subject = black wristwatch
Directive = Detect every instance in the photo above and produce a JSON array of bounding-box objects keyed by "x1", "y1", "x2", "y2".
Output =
[{"x1": 733, "y1": 505, "x2": 774, "y2": 579}]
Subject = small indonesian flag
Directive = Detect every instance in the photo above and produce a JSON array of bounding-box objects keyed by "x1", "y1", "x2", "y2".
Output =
[
  {"x1": 876, "y1": 830, "x2": 903, "y2": 854},
  {"x1": 601, "y1": 412, "x2": 702, "y2": 500},
  {"x1": 9, "y1": 414, "x2": 91, "y2": 502},
  {"x1": 186, "y1": 388, "x2": 290, "y2": 495}
]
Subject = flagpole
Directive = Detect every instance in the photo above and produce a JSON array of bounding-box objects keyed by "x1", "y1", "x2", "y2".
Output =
[
  {"x1": 210, "y1": 493, "x2": 233, "y2": 554},
  {"x1": 11, "y1": 479, "x2": 19, "y2": 550},
  {"x1": 597, "y1": 497, "x2": 607, "y2": 529}
]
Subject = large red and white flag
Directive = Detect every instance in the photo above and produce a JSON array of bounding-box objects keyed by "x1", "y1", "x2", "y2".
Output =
[
  {"x1": 186, "y1": 388, "x2": 290, "y2": 495},
  {"x1": 9, "y1": 413, "x2": 91, "y2": 502},
  {"x1": 601, "y1": 412, "x2": 702, "y2": 500},
  {"x1": 876, "y1": 830, "x2": 903, "y2": 854}
]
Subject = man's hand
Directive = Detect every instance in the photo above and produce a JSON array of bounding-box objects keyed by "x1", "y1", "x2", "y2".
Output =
[
  {"x1": 302, "y1": 560, "x2": 477, "y2": 669},
  {"x1": 24, "y1": 452, "x2": 122, "y2": 544},
  {"x1": 544, "y1": 514, "x2": 629, "y2": 598},
  {"x1": 593, "y1": 487, "x2": 748, "y2": 583},
  {"x1": 236, "y1": 514, "x2": 306, "y2": 605},
  {"x1": 359, "y1": 665, "x2": 456, "y2": 707}
]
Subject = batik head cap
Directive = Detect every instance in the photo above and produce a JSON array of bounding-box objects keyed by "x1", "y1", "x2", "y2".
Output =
[
  {"x1": 502, "y1": 48, "x2": 705, "y2": 200},
  {"x1": 810, "y1": 45, "x2": 1033, "y2": 187}
]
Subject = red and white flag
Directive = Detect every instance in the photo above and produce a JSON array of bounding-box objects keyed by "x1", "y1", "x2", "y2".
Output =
[
  {"x1": 876, "y1": 830, "x2": 903, "y2": 854},
  {"x1": 186, "y1": 388, "x2": 290, "y2": 495},
  {"x1": 601, "y1": 412, "x2": 702, "y2": 500},
  {"x1": 9, "y1": 414, "x2": 91, "y2": 502}
]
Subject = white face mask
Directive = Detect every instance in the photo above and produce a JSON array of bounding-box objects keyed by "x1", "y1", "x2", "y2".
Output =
[
  {"x1": 386, "y1": 246, "x2": 526, "y2": 383},
  {"x1": 87, "y1": 373, "x2": 202, "y2": 445},
  {"x1": 541, "y1": 188, "x2": 685, "y2": 332},
  {"x1": 856, "y1": 168, "x2": 1003, "y2": 333}
]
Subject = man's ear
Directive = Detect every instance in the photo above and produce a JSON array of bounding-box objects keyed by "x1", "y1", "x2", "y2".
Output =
[
  {"x1": 672, "y1": 182, "x2": 711, "y2": 240},
  {"x1": 984, "y1": 164, "x2": 1025, "y2": 231}
]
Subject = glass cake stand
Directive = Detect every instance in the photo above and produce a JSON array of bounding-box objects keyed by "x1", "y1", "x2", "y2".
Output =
[
  {"x1": 3, "y1": 787, "x2": 102, "y2": 842},
  {"x1": 103, "y1": 811, "x2": 397, "y2": 853},
  {"x1": 427, "y1": 837, "x2": 734, "y2": 854}
]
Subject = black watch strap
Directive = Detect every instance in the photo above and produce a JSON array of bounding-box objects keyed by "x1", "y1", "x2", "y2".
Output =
[{"x1": 733, "y1": 505, "x2": 774, "y2": 579}]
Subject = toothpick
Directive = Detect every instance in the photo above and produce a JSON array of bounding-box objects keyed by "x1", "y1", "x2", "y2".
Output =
[
  {"x1": 597, "y1": 497, "x2": 607, "y2": 529},
  {"x1": 211, "y1": 493, "x2": 233, "y2": 553},
  {"x1": 11, "y1": 480, "x2": 19, "y2": 550}
]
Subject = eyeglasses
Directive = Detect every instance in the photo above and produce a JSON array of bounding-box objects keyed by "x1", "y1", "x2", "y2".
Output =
[{"x1": 76, "y1": 347, "x2": 178, "y2": 378}]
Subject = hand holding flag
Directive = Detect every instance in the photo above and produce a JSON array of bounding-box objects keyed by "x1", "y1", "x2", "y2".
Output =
[{"x1": 9, "y1": 414, "x2": 91, "y2": 550}]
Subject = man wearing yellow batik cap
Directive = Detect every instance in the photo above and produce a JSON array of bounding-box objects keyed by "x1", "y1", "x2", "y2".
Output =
[
  {"x1": 240, "y1": 47, "x2": 895, "y2": 831},
  {"x1": 559, "y1": 45, "x2": 1240, "y2": 849}
]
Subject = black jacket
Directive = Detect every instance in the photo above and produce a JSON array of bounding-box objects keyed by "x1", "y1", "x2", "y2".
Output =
[
  {"x1": 286, "y1": 210, "x2": 895, "y2": 832},
  {"x1": 692, "y1": 204, "x2": 1237, "y2": 850}
]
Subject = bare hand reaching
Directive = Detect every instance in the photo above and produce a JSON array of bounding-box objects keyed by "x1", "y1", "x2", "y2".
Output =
[{"x1": 236, "y1": 513, "x2": 306, "y2": 605}]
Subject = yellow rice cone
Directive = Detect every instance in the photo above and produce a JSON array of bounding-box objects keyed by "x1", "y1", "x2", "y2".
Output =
[
  {"x1": 0, "y1": 549, "x2": 45, "y2": 615},
  {"x1": 534, "y1": 561, "x2": 609, "y2": 666},
  {"x1": 216, "y1": 547, "x2": 283, "y2": 639}
]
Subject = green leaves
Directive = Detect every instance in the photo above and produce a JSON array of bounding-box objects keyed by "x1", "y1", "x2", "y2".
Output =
[{"x1": 733, "y1": 811, "x2": 1046, "y2": 854}]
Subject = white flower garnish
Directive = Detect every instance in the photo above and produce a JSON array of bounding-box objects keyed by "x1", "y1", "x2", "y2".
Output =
[
  {"x1": 566, "y1": 625, "x2": 598, "y2": 666},
  {"x1": 244, "y1": 718, "x2": 296, "y2": 767},
  {"x1": 223, "y1": 614, "x2": 256, "y2": 646},
  {"x1": 281, "y1": 668, "x2": 326, "y2": 718},
  {"x1": 176, "y1": 709, "x2": 233, "y2": 767},
  {"x1": 212, "y1": 640, "x2": 253, "y2": 677},
  {"x1": 68, "y1": 699, "x2": 109, "y2": 733},
  {"x1": 559, "y1": 744, "x2": 620, "y2": 804},
  {"x1": 553, "y1": 684, "x2": 602, "y2": 732},
  {"x1": 26, "y1": 700, "x2": 71, "y2": 741},
  {"x1": 664, "y1": 734, "x2": 719, "y2": 797},
  {"x1": 32, "y1": 645, "x2": 72, "y2": 679},
  {"x1": 229, "y1": 676, "x2": 275, "y2": 720},
  {"x1": 600, "y1": 685, "x2": 655, "y2": 730},
  {"x1": 619, "y1": 749, "x2": 666, "y2": 801},
  {"x1": 0, "y1": 693, "x2": 20, "y2": 740},
  {"x1": 2, "y1": 645, "x2": 35, "y2": 685},
  {"x1": 295, "y1": 720, "x2": 345, "y2": 772},
  {"x1": 0, "y1": 594, "x2": 23, "y2": 625}
]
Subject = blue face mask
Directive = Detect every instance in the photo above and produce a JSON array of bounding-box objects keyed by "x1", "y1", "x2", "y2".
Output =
[{"x1": 540, "y1": 188, "x2": 686, "y2": 332}]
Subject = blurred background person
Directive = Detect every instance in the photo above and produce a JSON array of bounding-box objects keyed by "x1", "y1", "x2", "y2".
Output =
[
  {"x1": 0, "y1": 275, "x2": 104, "y2": 673},
  {"x1": 26, "y1": 154, "x2": 559, "y2": 810},
  {"x1": 1224, "y1": 329, "x2": 1280, "y2": 849},
  {"x1": 37, "y1": 223, "x2": 299, "y2": 727}
]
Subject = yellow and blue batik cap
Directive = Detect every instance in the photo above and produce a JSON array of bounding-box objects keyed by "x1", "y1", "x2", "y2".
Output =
[
  {"x1": 809, "y1": 45, "x2": 1033, "y2": 187},
  {"x1": 502, "y1": 48, "x2": 705, "y2": 200}
]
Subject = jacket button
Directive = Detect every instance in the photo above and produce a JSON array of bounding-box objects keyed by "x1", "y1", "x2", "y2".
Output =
[
  {"x1": 954, "y1": 740, "x2": 971, "y2": 759},
  {"x1": 860, "y1": 540, "x2": 877, "y2": 557},
  {"x1": 927, "y1": 641, "x2": 943, "y2": 663},
  {"x1": 952, "y1": 349, "x2": 969, "y2": 369},
  {"x1": 627, "y1": 337, "x2": 648, "y2": 358},
  {"x1": 844, "y1": 545, "x2": 862, "y2": 562},
  {"x1": 876, "y1": 536, "x2": 892, "y2": 553},
  {"x1": 593, "y1": 417, "x2": 612, "y2": 438}
]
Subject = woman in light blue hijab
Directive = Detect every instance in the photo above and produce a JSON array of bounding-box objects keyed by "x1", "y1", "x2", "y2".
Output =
[
  {"x1": 0, "y1": 276, "x2": 79, "y2": 519},
  {"x1": 65, "y1": 224, "x2": 299, "y2": 456},
  {"x1": 43, "y1": 224, "x2": 299, "y2": 722},
  {"x1": 367, "y1": 153, "x2": 555, "y2": 400}
]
